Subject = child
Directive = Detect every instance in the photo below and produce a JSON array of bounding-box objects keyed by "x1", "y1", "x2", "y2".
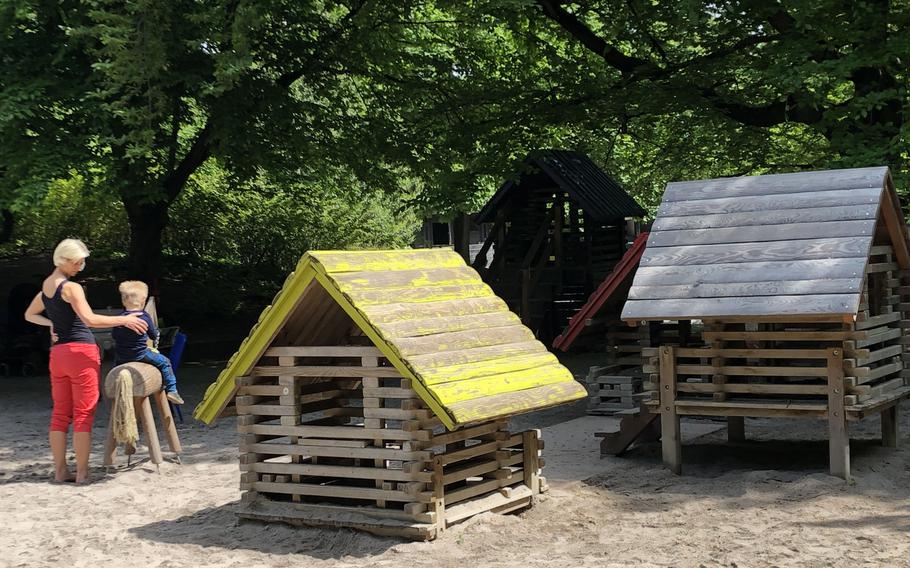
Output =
[{"x1": 111, "y1": 281, "x2": 184, "y2": 405}]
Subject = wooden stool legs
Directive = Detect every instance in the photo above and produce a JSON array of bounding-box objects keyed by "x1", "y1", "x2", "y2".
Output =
[
  {"x1": 103, "y1": 390, "x2": 182, "y2": 470},
  {"x1": 153, "y1": 390, "x2": 183, "y2": 456},
  {"x1": 136, "y1": 395, "x2": 163, "y2": 465}
]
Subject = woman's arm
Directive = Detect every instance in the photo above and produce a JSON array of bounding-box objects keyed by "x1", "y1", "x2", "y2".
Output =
[
  {"x1": 24, "y1": 293, "x2": 53, "y2": 327},
  {"x1": 62, "y1": 282, "x2": 148, "y2": 333}
]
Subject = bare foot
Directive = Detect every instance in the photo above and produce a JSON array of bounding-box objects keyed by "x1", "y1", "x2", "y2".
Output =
[{"x1": 54, "y1": 468, "x2": 75, "y2": 483}]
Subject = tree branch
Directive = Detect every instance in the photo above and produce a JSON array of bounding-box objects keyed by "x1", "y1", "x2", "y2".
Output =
[
  {"x1": 536, "y1": 0, "x2": 655, "y2": 75},
  {"x1": 163, "y1": 122, "x2": 212, "y2": 202}
]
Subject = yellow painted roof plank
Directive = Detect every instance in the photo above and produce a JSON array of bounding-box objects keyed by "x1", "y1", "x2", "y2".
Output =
[
  {"x1": 392, "y1": 325, "x2": 536, "y2": 358},
  {"x1": 332, "y1": 266, "x2": 481, "y2": 290},
  {"x1": 310, "y1": 249, "x2": 465, "y2": 272},
  {"x1": 447, "y1": 382, "x2": 588, "y2": 424},
  {"x1": 431, "y1": 364, "x2": 572, "y2": 405},
  {"x1": 360, "y1": 297, "x2": 507, "y2": 324},
  {"x1": 341, "y1": 283, "x2": 493, "y2": 306},
  {"x1": 405, "y1": 340, "x2": 547, "y2": 370},
  {"x1": 421, "y1": 352, "x2": 561, "y2": 386},
  {"x1": 374, "y1": 311, "x2": 521, "y2": 339}
]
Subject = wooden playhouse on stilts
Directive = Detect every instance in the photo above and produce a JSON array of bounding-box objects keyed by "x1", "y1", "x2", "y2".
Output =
[
  {"x1": 621, "y1": 166, "x2": 910, "y2": 480},
  {"x1": 194, "y1": 249, "x2": 586, "y2": 539}
]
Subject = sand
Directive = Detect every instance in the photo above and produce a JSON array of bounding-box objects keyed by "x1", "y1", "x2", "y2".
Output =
[{"x1": 3, "y1": 364, "x2": 910, "y2": 568}]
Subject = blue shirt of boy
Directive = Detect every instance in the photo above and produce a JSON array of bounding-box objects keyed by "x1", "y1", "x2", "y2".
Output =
[{"x1": 111, "y1": 310, "x2": 159, "y2": 363}]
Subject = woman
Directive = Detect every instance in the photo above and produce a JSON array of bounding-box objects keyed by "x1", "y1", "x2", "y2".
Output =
[{"x1": 24, "y1": 239, "x2": 147, "y2": 484}]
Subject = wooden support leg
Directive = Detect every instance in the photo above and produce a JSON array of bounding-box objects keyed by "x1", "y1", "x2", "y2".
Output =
[
  {"x1": 882, "y1": 404, "x2": 899, "y2": 448},
  {"x1": 827, "y1": 348, "x2": 849, "y2": 480},
  {"x1": 522, "y1": 429, "x2": 541, "y2": 494},
  {"x1": 727, "y1": 416, "x2": 746, "y2": 443},
  {"x1": 432, "y1": 459, "x2": 446, "y2": 535},
  {"x1": 153, "y1": 390, "x2": 182, "y2": 456},
  {"x1": 136, "y1": 396, "x2": 163, "y2": 466},
  {"x1": 659, "y1": 346, "x2": 681, "y2": 474},
  {"x1": 103, "y1": 404, "x2": 118, "y2": 467}
]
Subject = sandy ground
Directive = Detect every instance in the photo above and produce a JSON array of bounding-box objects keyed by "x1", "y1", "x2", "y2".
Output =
[{"x1": 3, "y1": 363, "x2": 910, "y2": 568}]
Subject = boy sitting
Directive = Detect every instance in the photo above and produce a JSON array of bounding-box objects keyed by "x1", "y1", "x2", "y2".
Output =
[{"x1": 111, "y1": 281, "x2": 184, "y2": 405}]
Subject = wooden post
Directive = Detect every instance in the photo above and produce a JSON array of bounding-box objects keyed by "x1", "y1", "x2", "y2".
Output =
[
  {"x1": 882, "y1": 404, "x2": 899, "y2": 448},
  {"x1": 520, "y1": 268, "x2": 531, "y2": 325},
  {"x1": 521, "y1": 429, "x2": 541, "y2": 494},
  {"x1": 432, "y1": 458, "x2": 446, "y2": 535},
  {"x1": 277, "y1": 356, "x2": 300, "y2": 501},
  {"x1": 659, "y1": 346, "x2": 681, "y2": 474},
  {"x1": 452, "y1": 213, "x2": 471, "y2": 264},
  {"x1": 136, "y1": 395, "x2": 163, "y2": 466},
  {"x1": 153, "y1": 389, "x2": 182, "y2": 455},
  {"x1": 103, "y1": 405, "x2": 118, "y2": 467},
  {"x1": 826, "y1": 347, "x2": 849, "y2": 480},
  {"x1": 727, "y1": 417, "x2": 746, "y2": 443}
]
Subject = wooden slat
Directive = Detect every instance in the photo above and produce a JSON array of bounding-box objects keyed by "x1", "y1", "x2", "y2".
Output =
[
  {"x1": 855, "y1": 362, "x2": 903, "y2": 385},
  {"x1": 343, "y1": 283, "x2": 493, "y2": 306},
  {"x1": 855, "y1": 328, "x2": 902, "y2": 348},
  {"x1": 263, "y1": 346, "x2": 382, "y2": 357},
  {"x1": 639, "y1": 237, "x2": 869, "y2": 267},
  {"x1": 623, "y1": 295, "x2": 858, "y2": 320},
  {"x1": 239, "y1": 424, "x2": 430, "y2": 441},
  {"x1": 405, "y1": 340, "x2": 546, "y2": 371},
  {"x1": 853, "y1": 312, "x2": 900, "y2": 330},
  {"x1": 252, "y1": 462, "x2": 432, "y2": 483},
  {"x1": 434, "y1": 441, "x2": 500, "y2": 466},
  {"x1": 253, "y1": 481, "x2": 431, "y2": 503},
  {"x1": 310, "y1": 249, "x2": 465, "y2": 272},
  {"x1": 677, "y1": 383, "x2": 828, "y2": 395},
  {"x1": 243, "y1": 442, "x2": 431, "y2": 461},
  {"x1": 393, "y1": 325, "x2": 535, "y2": 357},
  {"x1": 676, "y1": 365, "x2": 828, "y2": 377},
  {"x1": 675, "y1": 400, "x2": 828, "y2": 416},
  {"x1": 701, "y1": 330, "x2": 856, "y2": 341},
  {"x1": 648, "y1": 220, "x2": 875, "y2": 248},
  {"x1": 856, "y1": 344, "x2": 902, "y2": 366},
  {"x1": 654, "y1": 204, "x2": 879, "y2": 231},
  {"x1": 252, "y1": 366, "x2": 402, "y2": 377},
  {"x1": 331, "y1": 266, "x2": 480, "y2": 290},
  {"x1": 658, "y1": 187, "x2": 881, "y2": 217},
  {"x1": 662, "y1": 168, "x2": 886, "y2": 202},
  {"x1": 632, "y1": 258, "x2": 868, "y2": 286},
  {"x1": 444, "y1": 382, "x2": 586, "y2": 424},
  {"x1": 629, "y1": 279, "x2": 861, "y2": 300},
  {"x1": 360, "y1": 296, "x2": 507, "y2": 324},
  {"x1": 375, "y1": 311, "x2": 520, "y2": 339},
  {"x1": 420, "y1": 352, "x2": 561, "y2": 386},
  {"x1": 428, "y1": 364, "x2": 573, "y2": 405},
  {"x1": 675, "y1": 347, "x2": 829, "y2": 359}
]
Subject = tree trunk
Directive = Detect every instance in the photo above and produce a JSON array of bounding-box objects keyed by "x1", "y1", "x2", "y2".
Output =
[
  {"x1": 0, "y1": 209, "x2": 12, "y2": 244},
  {"x1": 123, "y1": 198, "x2": 169, "y2": 293}
]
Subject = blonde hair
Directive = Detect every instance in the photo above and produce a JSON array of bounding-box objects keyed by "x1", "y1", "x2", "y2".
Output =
[
  {"x1": 119, "y1": 280, "x2": 149, "y2": 310},
  {"x1": 53, "y1": 239, "x2": 90, "y2": 267}
]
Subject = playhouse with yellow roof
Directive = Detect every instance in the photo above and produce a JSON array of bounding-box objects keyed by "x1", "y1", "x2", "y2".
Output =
[{"x1": 194, "y1": 248, "x2": 585, "y2": 539}]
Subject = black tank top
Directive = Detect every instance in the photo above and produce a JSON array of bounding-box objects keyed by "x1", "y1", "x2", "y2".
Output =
[{"x1": 42, "y1": 281, "x2": 95, "y2": 345}]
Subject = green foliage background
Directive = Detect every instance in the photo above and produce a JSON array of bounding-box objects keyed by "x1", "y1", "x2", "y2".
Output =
[{"x1": 3, "y1": 0, "x2": 909, "y2": 320}]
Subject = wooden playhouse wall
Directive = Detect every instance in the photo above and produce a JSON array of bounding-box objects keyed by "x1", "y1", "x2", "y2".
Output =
[
  {"x1": 642, "y1": 244, "x2": 910, "y2": 479},
  {"x1": 235, "y1": 344, "x2": 544, "y2": 540}
]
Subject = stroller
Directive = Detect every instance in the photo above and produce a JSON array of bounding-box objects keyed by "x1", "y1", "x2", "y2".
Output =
[{"x1": 1, "y1": 283, "x2": 49, "y2": 377}]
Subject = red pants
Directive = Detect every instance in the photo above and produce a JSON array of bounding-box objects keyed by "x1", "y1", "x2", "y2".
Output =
[{"x1": 48, "y1": 343, "x2": 101, "y2": 433}]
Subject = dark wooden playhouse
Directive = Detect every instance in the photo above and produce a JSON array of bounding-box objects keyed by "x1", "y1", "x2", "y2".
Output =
[{"x1": 472, "y1": 150, "x2": 645, "y2": 340}]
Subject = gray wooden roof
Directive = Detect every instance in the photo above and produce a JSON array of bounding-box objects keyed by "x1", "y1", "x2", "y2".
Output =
[
  {"x1": 476, "y1": 150, "x2": 646, "y2": 223},
  {"x1": 621, "y1": 166, "x2": 908, "y2": 321}
]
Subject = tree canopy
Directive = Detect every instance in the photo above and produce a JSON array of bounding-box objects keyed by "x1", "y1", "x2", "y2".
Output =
[{"x1": 2, "y1": 0, "x2": 908, "y2": 282}]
